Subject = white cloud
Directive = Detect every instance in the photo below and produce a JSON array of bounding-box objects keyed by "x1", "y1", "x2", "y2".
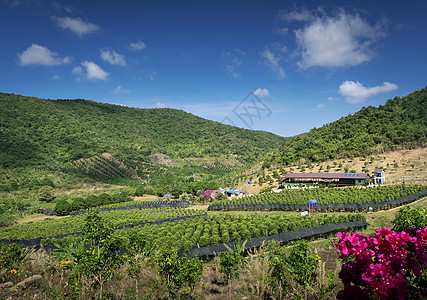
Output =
[
  {"x1": 221, "y1": 49, "x2": 245, "y2": 78},
  {"x1": 338, "y1": 81, "x2": 398, "y2": 104},
  {"x1": 114, "y1": 85, "x2": 131, "y2": 94},
  {"x1": 17, "y1": 44, "x2": 71, "y2": 66},
  {"x1": 260, "y1": 48, "x2": 286, "y2": 79},
  {"x1": 100, "y1": 49, "x2": 126, "y2": 66},
  {"x1": 128, "y1": 40, "x2": 146, "y2": 51},
  {"x1": 51, "y1": 2, "x2": 75, "y2": 14},
  {"x1": 254, "y1": 88, "x2": 270, "y2": 98},
  {"x1": 278, "y1": 8, "x2": 314, "y2": 22},
  {"x1": 54, "y1": 17, "x2": 100, "y2": 38},
  {"x1": 52, "y1": 75, "x2": 60, "y2": 80},
  {"x1": 317, "y1": 103, "x2": 326, "y2": 108},
  {"x1": 288, "y1": 10, "x2": 385, "y2": 69},
  {"x1": 274, "y1": 27, "x2": 289, "y2": 35},
  {"x1": 72, "y1": 61, "x2": 109, "y2": 81},
  {"x1": 72, "y1": 66, "x2": 83, "y2": 75},
  {"x1": 150, "y1": 71, "x2": 156, "y2": 81},
  {"x1": 156, "y1": 102, "x2": 167, "y2": 108}
]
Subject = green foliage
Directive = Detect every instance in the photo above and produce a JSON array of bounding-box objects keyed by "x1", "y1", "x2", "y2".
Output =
[
  {"x1": 81, "y1": 210, "x2": 123, "y2": 252},
  {"x1": 0, "y1": 92, "x2": 285, "y2": 171},
  {"x1": 54, "y1": 199, "x2": 72, "y2": 216},
  {"x1": 40, "y1": 178, "x2": 55, "y2": 187},
  {"x1": 0, "y1": 243, "x2": 30, "y2": 272},
  {"x1": 270, "y1": 88, "x2": 427, "y2": 165},
  {"x1": 71, "y1": 197, "x2": 86, "y2": 211},
  {"x1": 392, "y1": 206, "x2": 427, "y2": 231},
  {"x1": 268, "y1": 240, "x2": 321, "y2": 294},
  {"x1": 53, "y1": 211, "x2": 125, "y2": 298},
  {"x1": 287, "y1": 240, "x2": 320, "y2": 287},
  {"x1": 212, "y1": 184, "x2": 424, "y2": 211},
  {"x1": 260, "y1": 186, "x2": 274, "y2": 193},
  {"x1": 38, "y1": 186, "x2": 55, "y2": 202},
  {"x1": 156, "y1": 247, "x2": 203, "y2": 297},
  {"x1": 219, "y1": 240, "x2": 248, "y2": 281},
  {"x1": 0, "y1": 213, "x2": 15, "y2": 227}
]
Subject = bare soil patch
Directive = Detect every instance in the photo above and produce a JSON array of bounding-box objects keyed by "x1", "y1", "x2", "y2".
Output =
[
  {"x1": 186, "y1": 205, "x2": 209, "y2": 210},
  {"x1": 133, "y1": 195, "x2": 161, "y2": 201},
  {"x1": 150, "y1": 153, "x2": 182, "y2": 167},
  {"x1": 233, "y1": 147, "x2": 427, "y2": 195},
  {"x1": 17, "y1": 214, "x2": 67, "y2": 225}
]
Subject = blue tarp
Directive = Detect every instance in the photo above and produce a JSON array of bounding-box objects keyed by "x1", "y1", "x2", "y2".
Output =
[
  {"x1": 248, "y1": 181, "x2": 252, "y2": 184},
  {"x1": 163, "y1": 194, "x2": 171, "y2": 197}
]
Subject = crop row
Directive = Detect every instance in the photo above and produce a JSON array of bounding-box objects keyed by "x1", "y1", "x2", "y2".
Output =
[
  {"x1": 210, "y1": 184, "x2": 425, "y2": 208},
  {"x1": 118, "y1": 213, "x2": 366, "y2": 252},
  {"x1": 0, "y1": 207, "x2": 202, "y2": 240},
  {"x1": 72, "y1": 200, "x2": 191, "y2": 215}
]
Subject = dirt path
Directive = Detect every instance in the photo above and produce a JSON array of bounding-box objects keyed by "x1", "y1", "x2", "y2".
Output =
[
  {"x1": 186, "y1": 205, "x2": 209, "y2": 210},
  {"x1": 17, "y1": 214, "x2": 67, "y2": 225}
]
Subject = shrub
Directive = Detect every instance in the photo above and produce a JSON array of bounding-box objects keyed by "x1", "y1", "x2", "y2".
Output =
[
  {"x1": 219, "y1": 240, "x2": 247, "y2": 282},
  {"x1": 0, "y1": 243, "x2": 30, "y2": 271},
  {"x1": 54, "y1": 199, "x2": 72, "y2": 216},
  {"x1": 0, "y1": 213, "x2": 15, "y2": 227},
  {"x1": 392, "y1": 206, "x2": 427, "y2": 231},
  {"x1": 85, "y1": 194, "x2": 99, "y2": 206},
  {"x1": 156, "y1": 247, "x2": 203, "y2": 297},
  {"x1": 38, "y1": 186, "x2": 55, "y2": 202},
  {"x1": 71, "y1": 197, "x2": 86, "y2": 211},
  {"x1": 287, "y1": 240, "x2": 320, "y2": 287},
  {"x1": 335, "y1": 227, "x2": 427, "y2": 299}
]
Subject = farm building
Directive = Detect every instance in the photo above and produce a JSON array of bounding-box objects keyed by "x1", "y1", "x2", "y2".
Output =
[
  {"x1": 373, "y1": 169, "x2": 385, "y2": 184},
  {"x1": 219, "y1": 188, "x2": 244, "y2": 197},
  {"x1": 280, "y1": 172, "x2": 373, "y2": 188}
]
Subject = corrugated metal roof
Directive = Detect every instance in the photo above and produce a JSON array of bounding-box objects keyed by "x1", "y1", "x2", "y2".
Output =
[
  {"x1": 374, "y1": 169, "x2": 384, "y2": 173},
  {"x1": 282, "y1": 173, "x2": 372, "y2": 180}
]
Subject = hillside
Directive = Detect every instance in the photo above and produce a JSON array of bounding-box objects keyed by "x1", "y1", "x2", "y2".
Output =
[
  {"x1": 266, "y1": 87, "x2": 427, "y2": 166},
  {"x1": 0, "y1": 93, "x2": 287, "y2": 174}
]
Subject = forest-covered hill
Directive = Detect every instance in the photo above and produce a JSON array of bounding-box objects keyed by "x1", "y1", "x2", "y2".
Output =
[
  {"x1": 0, "y1": 93, "x2": 286, "y2": 172},
  {"x1": 265, "y1": 87, "x2": 427, "y2": 167}
]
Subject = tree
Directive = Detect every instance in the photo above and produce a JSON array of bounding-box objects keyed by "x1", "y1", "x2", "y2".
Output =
[
  {"x1": 38, "y1": 186, "x2": 55, "y2": 202},
  {"x1": 156, "y1": 247, "x2": 203, "y2": 298},
  {"x1": 54, "y1": 199, "x2": 72, "y2": 216},
  {"x1": 71, "y1": 197, "x2": 86, "y2": 211},
  {"x1": 53, "y1": 210, "x2": 125, "y2": 298}
]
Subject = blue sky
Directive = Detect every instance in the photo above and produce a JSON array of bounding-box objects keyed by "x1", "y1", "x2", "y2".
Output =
[{"x1": 1, "y1": 0, "x2": 426, "y2": 137}]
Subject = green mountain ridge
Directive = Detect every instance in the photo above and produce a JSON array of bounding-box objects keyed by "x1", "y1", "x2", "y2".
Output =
[
  {"x1": 0, "y1": 93, "x2": 287, "y2": 174},
  {"x1": 266, "y1": 87, "x2": 427, "y2": 167}
]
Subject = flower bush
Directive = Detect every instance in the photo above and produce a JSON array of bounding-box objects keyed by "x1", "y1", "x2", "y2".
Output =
[
  {"x1": 202, "y1": 190, "x2": 220, "y2": 201},
  {"x1": 335, "y1": 226, "x2": 427, "y2": 299}
]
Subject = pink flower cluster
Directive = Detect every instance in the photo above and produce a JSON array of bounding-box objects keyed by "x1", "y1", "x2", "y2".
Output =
[
  {"x1": 335, "y1": 227, "x2": 427, "y2": 300},
  {"x1": 202, "y1": 190, "x2": 219, "y2": 201}
]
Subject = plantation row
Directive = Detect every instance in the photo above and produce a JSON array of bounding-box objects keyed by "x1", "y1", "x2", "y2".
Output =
[
  {"x1": 186, "y1": 219, "x2": 369, "y2": 257},
  {"x1": 72, "y1": 156, "x2": 135, "y2": 178},
  {"x1": 72, "y1": 200, "x2": 191, "y2": 215},
  {"x1": 0, "y1": 207, "x2": 203, "y2": 240},
  {"x1": 118, "y1": 213, "x2": 366, "y2": 252},
  {"x1": 209, "y1": 185, "x2": 426, "y2": 211},
  {"x1": 54, "y1": 191, "x2": 131, "y2": 215}
]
